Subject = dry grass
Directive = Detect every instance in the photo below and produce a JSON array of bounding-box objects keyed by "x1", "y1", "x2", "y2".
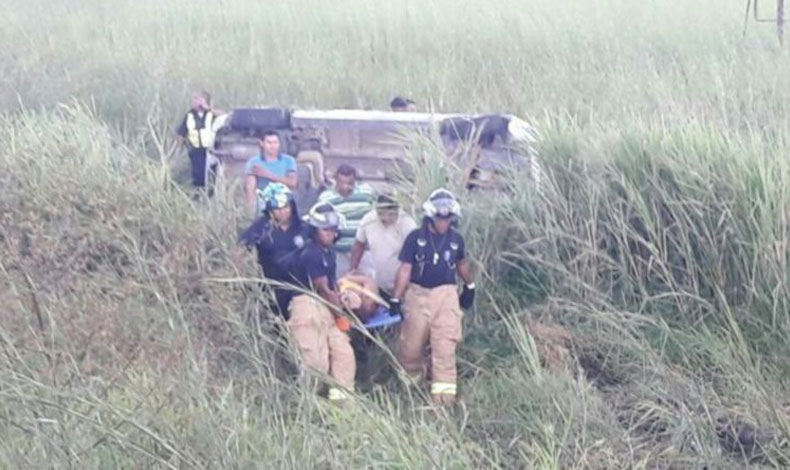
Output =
[{"x1": 3, "y1": 0, "x2": 790, "y2": 468}]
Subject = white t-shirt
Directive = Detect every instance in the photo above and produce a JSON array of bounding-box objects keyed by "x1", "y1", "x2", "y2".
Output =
[{"x1": 355, "y1": 209, "x2": 418, "y2": 291}]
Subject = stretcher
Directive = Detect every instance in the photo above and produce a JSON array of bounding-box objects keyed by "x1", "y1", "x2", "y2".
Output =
[{"x1": 354, "y1": 307, "x2": 402, "y2": 331}]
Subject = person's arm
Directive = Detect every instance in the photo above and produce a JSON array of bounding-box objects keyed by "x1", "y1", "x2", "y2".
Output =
[
  {"x1": 282, "y1": 171, "x2": 297, "y2": 190},
  {"x1": 455, "y1": 236, "x2": 472, "y2": 284},
  {"x1": 313, "y1": 276, "x2": 343, "y2": 311},
  {"x1": 283, "y1": 157, "x2": 298, "y2": 190},
  {"x1": 349, "y1": 218, "x2": 370, "y2": 272},
  {"x1": 392, "y1": 230, "x2": 416, "y2": 301},
  {"x1": 246, "y1": 175, "x2": 259, "y2": 212},
  {"x1": 349, "y1": 240, "x2": 366, "y2": 273},
  {"x1": 388, "y1": 261, "x2": 412, "y2": 316},
  {"x1": 249, "y1": 165, "x2": 297, "y2": 189},
  {"x1": 457, "y1": 258, "x2": 473, "y2": 285},
  {"x1": 238, "y1": 215, "x2": 269, "y2": 246},
  {"x1": 456, "y1": 239, "x2": 475, "y2": 309},
  {"x1": 249, "y1": 164, "x2": 276, "y2": 179},
  {"x1": 391, "y1": 262, "x2": 412, "y2": 300}
]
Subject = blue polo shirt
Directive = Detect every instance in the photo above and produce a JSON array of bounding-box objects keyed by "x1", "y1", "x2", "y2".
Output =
[{"x1": 245, "y1": 154, "x2": 297, "y2": 190}]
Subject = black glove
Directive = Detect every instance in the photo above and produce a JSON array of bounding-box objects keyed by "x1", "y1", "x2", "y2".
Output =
[
  {"x1": 459, "y1": 283, "x2": 475, "y2": 309},
  {"x1": 389, "y1": 298, "x2": 403, "y2": 318}
]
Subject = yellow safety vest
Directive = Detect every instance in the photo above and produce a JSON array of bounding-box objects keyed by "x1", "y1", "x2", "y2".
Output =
[{"x1": 185, "y1": 110, "x2": 214, "y2": 149}]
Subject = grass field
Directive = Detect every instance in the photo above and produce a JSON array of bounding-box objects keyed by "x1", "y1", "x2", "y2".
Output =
[{"x1": 3, "y1": 0, "x2": 790, "y2": 468}]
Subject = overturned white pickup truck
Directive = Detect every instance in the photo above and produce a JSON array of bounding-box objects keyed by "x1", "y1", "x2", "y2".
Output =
[{"x1": 210, "y1": 108, "x2": 541, "y2": 209}]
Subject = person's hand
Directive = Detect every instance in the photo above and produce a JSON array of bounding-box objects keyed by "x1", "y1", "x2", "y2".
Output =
[
  {"x1": 389, "y1": 298, "x2": 402, "y2": 318},
  {"x1": 459, "y1": 283, "x2": 475, "y2": 309}
]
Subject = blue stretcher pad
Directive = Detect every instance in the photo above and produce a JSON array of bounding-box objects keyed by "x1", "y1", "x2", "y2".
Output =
[{"x1": 355, "y1": 307, "x2": 402, "y2": 331}]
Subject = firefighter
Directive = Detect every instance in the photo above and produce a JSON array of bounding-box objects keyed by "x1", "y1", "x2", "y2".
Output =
[
  {"x1": 176, "y1": 91, "x2": 218, "y2": 192},
  {"x1": 389, "y1": 189, "x2": 475, "y2": 405},
  {"x1": 237, "y1": 183, "x2": 307, "y2": 319},
  {"x1": 287, "y1": 202, "x2": 356, "y2": 401}
]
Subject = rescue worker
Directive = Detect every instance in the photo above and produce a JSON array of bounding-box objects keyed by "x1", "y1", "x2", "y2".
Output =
[
  {"x1": 316, "y1": 164, "x2": 376, "y2": 277},
  {"x1": 176, "y1": 91, "x2": 218, "y2": 191},
  {"x1": 349, "y1": 193, "x2": 417, "y2": 299},
  {"x1": 237, "y1": 183, "x2": 306, "y2": 319},
  {"x1": 390, "y1": 96, "x2": 417, "y2": 112},
  {"x1": 287, "y1": 202, "x2": 356, "y2": 401},
  {"x1": 389, "y1": 188, "x2": 475, "y2": 405},
  {"x1": 246, "y1": 130, "x2": 298, "y2": 214}
]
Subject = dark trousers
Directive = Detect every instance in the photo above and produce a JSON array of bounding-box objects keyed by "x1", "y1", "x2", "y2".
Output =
[{"x1": 188, "y1": 148, "x2": 218, "y2": 194}]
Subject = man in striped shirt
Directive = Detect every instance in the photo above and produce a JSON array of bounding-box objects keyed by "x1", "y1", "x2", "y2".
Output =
[{"x1": 317, "y1": 164, "x2": 376, "y2": 277}]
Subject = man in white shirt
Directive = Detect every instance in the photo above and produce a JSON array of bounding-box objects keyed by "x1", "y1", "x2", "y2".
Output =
[{"x1": 349, "y1": 193, "x2": 417, "y2": 295}]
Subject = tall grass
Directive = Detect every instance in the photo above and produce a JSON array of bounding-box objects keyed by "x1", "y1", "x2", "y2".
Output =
[
  {"x1": 2, "y1": 0, "x2": 790, "y2": 468},
  {"x1": 4, "y1": 0, "x2": 790, "y2": 128}
]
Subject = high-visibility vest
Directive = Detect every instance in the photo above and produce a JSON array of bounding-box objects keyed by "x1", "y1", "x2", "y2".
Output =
[{"x1": 185, "y1": 110, "x2": 214, "y2": 149}]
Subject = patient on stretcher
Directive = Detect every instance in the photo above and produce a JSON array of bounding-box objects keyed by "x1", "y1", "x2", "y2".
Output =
[{"x1": 338, "y1": 274, "x2": 382, "y2": 321}]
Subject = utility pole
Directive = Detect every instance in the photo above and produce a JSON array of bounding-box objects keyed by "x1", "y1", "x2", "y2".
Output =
[{"x1": 778, "y1": 0, "x2": 786, "y2": 45}]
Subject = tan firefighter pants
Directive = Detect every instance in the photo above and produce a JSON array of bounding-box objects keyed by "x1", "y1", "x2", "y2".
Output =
[
  {"x1": 397, "y1": 283, "x2": 463, "y2": 400},
  {"x1": 288, "y1": 294, "x2": 355, "y2": 399}
]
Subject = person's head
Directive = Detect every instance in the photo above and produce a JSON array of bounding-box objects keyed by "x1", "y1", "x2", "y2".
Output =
[
  {"x1": 191, "y1": 91, "x2": 211, "y2": 111},
  {"x1": 260, "y1": 183, "x2": 295, "y2": 225},
  {"x1": 375, "y1": 194, "x2": 400, "y2": 226},
  {"x1": 422, "y1": 188, "x2": 461, "y2": 235},
  {"x1": 335, "y1": 164, "x2": 358, "y2": 197},
  {"x1": 307, "y1": 202, "x2": 341, "y2": 248},
  {"x1": 271, "y1": 204, "x2": 293, "y2": 225},
  {"x1": 390, "y1": 96, "x2": 416, "y2": 112},
  {"x1": 431, "y1": 216, "x2": 453, "y2": 234},
  {"x1": 259, "y1": 130, "x2": 281, "y2": 158}
]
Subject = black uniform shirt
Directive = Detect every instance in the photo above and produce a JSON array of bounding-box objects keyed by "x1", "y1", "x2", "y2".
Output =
[
  {"x1": 398, "y1": 226, "x2": 465, "y2": 288},
  {"x1": 239, "y1": 216, "x2": 307, "y2": 282},
  {"x1": 291, "y1": 241, "x2": 337, "y2": 292},
  {"x1": 239, "y1": 215, "x2": 308, "y2": 317}
]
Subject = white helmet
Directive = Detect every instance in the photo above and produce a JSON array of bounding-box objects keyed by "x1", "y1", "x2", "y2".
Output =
[
  {"x1": 306, "y1": 202, "x2": 343, "y2": 229},
  {"x1": 422, "y1": 188, "x2": 461, "y2": 219}
]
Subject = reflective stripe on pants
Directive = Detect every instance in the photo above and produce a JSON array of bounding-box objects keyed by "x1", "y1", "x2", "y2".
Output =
[
  {"x1": 431, "y1": 382, "x2": 457, "y2": 395},
  {"x1": 397, "y1": 283, "x2": 462, "y2": 397},
  {"x1": 288, "y1": 295, "x2": 355, "y2": 392}
]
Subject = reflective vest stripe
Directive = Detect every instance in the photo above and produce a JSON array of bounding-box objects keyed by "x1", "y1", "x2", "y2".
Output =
[{"x1": 186, "y1": 110, "x2": 214, "y2": 149}]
